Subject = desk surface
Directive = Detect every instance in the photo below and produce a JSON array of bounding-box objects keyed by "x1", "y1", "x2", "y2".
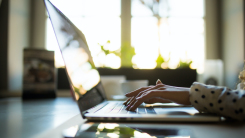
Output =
[
  {"x1": 2, "y1": 97, "x2": 245, "y2": 138},
  {"x1": 0, "y1": 97, "x2": 80, "y2": 138},
  {"x1": 36, "y1": 115, "x2": 245, "y2": 138}
]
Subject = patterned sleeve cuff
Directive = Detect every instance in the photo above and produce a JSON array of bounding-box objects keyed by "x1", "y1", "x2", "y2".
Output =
[
  {"x1": 189, "y1": 82, "x2": 245, "y2": 121},
  {"x1": 189, "y1": 82, "x2": 225, "y2": 113}
]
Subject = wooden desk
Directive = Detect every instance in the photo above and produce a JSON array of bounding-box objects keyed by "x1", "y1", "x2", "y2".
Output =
[{"x1": 0, "y1": 97, "x2": 80, "y2": 138}]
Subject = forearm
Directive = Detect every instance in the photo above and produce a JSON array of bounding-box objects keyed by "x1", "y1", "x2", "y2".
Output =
[{"x1": 159, "y1": 88, "x2": 191, "y2": 105}]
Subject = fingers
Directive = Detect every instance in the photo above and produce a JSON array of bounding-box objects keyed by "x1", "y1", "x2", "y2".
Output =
[
  {"x1": 125, "y1": 80, "x2": 164, "y2": 98},
  {"x1": 125, "y1": 84, "x2": 165, "y2": 109},
  {"x1": 128, "y1": 90, "x2": 159, "y2": 111},
  {"x1": 125, "y1": 86, "x2": 153, "y2": 97},
  {"x1": 123, "y1": 97, "x2": 132, "y2": 105},
  {"x1": 125, "y1": 94, "x2": 143, "y2": 110}
]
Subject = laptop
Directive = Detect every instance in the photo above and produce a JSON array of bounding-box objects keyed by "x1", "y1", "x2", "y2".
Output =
[{"x1": 44, "y1": 0, "x2": 220, "y2": 122}]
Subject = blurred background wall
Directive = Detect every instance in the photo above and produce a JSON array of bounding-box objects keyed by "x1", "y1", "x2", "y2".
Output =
[
  {"x1": 205, "y1": 0, "x2": 244, "y2": 88},
  {"x1": 222, "y1": 0, "x2": 244, "y2": 89},
  {"x1": 0, "y1": 0, "x2": 47, "y2": 93},
  {"x1": 8, "y1": 0, "x2": 30, "y2": 91}
]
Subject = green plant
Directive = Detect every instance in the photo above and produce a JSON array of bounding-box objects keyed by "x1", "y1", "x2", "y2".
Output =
[
  {"x1": 178, "y1": 60, "x2": 192, "y2": 69},
  {"x1": 98, "y1": 40, "x2": 135, "y2": 68},
  {"x1": 98, "y1": 40, "x2": 120, "y2": 57},
  {"x1": 120, "y1": 42, "x2": 135, "y2": 68}
]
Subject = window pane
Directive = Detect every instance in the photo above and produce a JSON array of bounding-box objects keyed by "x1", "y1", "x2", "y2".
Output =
[
  {"x1": 46, "y1": 19, "x2": 64, "y2": 67},
  {"x1": 50, "y1": 0, "x2": 121, "y2": 16},
  {"x1": 131, "y1": 0, "x2": 154, "y2": 16},
  {"x1": 132, "y1": 0, "x2": 204, "y2": 17},
  {"x1": 131, "y1": 17, "x2": 159, "y2": 69},
  {"x1": 70, "y1": 17, "x2": 121, "y2": 68},
  {"x1": 165, "y1": 18, "x2": 204, "y2": 35},
  {"x1": 165, "y1": 0, "x2": 204, "y2": 17},
  {"x1": 47, "y1": 0, "x2": 121, "y2": 68},
  {"x1": 131, "y1": 0, "x2": 205, "y2": 71},
  {"x1": 159, "y1": 18, "x2": 204, "y2": 70}
]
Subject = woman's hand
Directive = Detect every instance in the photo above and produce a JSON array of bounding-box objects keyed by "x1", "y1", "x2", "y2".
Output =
[
  {"x1": 123, "y1": 80, "x2": 170, "y2": 105},
  {"x1": 124, "y1": 79, "x2": 191, "y2": 111}
]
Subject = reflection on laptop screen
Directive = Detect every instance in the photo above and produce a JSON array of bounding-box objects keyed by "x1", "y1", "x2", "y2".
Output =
[{"x1": 44, "y1": 0, "x2": 106, "y2": 113}]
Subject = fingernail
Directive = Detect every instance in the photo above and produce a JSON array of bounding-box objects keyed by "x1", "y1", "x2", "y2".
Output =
[
  {"x1": 129, "y1": 106, "x2": 134, "y2": 111},
  {"x1": 156, "y1": 79, "x2": 162, "y2": 84}
]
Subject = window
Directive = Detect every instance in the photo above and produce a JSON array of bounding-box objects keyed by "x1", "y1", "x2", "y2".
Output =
[
  {"x1": 46, "y1": 0, "x2": 121, "y2": 68},
  {"x1": 131, "y1": 0, "x2": 204, "y2": 72},
  {"x1": 46, "y1": 0, "x2": 205, "y2": 73}
]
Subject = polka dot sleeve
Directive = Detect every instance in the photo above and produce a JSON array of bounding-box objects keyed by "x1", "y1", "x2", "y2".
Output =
[{"x1": 189, "y1": 82, "x2": 245, "y2": 121}]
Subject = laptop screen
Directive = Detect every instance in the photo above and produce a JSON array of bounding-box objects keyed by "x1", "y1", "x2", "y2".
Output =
[{"x1": 44, "y1": 0, "x2": 106, "y2": 114}]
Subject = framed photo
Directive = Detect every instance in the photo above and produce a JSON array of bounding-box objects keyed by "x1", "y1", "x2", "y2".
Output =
[{"x1": 23, "y1": 49, "x2": 56, "y2": 99}]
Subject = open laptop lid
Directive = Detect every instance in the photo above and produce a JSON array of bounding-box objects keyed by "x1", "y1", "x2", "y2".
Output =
[{"x1": 44, "y1": 0, "x2": 106, "y2": 116}]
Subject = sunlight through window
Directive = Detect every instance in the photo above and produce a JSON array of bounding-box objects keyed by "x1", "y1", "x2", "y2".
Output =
[
  {"x1": 46, "y1": 0, "x2": 205, "y2": 72},
  {"x1": 46, "y1": 0, "x2": 121, "y2": 68},
  {"x1": 131, "y1": 0, "x2": 205, "y2": 72}
]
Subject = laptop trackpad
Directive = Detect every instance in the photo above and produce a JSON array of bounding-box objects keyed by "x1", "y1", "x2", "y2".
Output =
[{"x1": 154, "y1": 107, "x2": 199, "y2": 115}]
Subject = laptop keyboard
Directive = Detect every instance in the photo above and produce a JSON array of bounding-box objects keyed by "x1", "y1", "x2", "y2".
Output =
[
  {"x1": 105, "y1": 102, "x2": 156, "y2": 114},
  {"x1": 145, "y1": 107, "x2": 156, "y2": 114}
]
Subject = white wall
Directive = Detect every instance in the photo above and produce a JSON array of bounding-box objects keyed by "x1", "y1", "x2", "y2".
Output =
[
  {"x1": 30, "y1": 0, "x2": 46, "y2": 49},
  {"x1": 222, "y1": 0, "x2": 244, "y2": 89},
  {"x1": 8, "y1": 0, "x2": 30, "y2": 92},
  {"x1": 205, "y1": 0, "x2": 221, "y2": 59}
]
